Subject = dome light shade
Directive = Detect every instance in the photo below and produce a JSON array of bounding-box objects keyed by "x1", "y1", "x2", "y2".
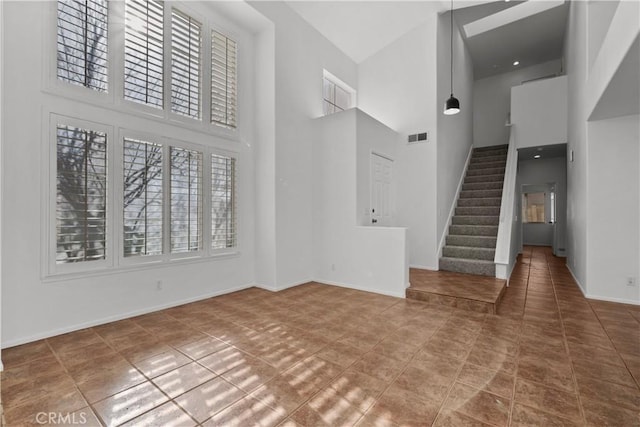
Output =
[{"x1": 444, "y1": 94, "x2": 460, "y2": 115}]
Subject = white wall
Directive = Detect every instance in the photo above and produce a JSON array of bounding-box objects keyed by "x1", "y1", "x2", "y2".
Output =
[
  {"x1": 0, "y1": 0, "x2": 4, "y2": 366},
  {"x1": 564, "y1": 0, "x2": 640, "y2": 304},
  {"x1": 436, "y1": 11, "x2": 475, "y2": 257},
  {"x1": 511, "y1": 75, "x2": 568, "y2": 149},
  {"x1": 586, "y1": 115, "x2": 640, "y2": 304},
  {"x1": 1, "y1": 1, "x2": 260, "y2": 347},
  {"x1": 564, "y1": 0, "x2": 589, "y2": 291},
  {"x1": 358, "y1": 7, "x2": 473, "y2": 270},
  {"x1": 254, "y1": 25, "x2": 277, "y2": 290},
  {"x1": 356, "y1": 111, "x2": 399, "y2": 227},
  {"x1": 249, "y1": 2, "x2": 358, "y2": 289},
  {"x1": 587, "y1": 1, "x2": 620, "y2": 71},
  {"x1": 358, "y1": 17, "x2": 439, "y2": 269},
  {"x1": 473, "y1": 59, "x2": 562, "y2": 148},
  {"x1": 311, "y1": 109, "x2": 407, "y2": 297},
  {"x1": 518, "y1": 157, "x2": 567, "y2": 255}
]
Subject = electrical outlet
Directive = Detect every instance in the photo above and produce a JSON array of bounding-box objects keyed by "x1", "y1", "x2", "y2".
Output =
[
  {"x1": 156, "y1": 280, "x2": 163, "y2": 291},
  {"x1": 626, "y1": 277, "x2": 637, "y2": 287}
]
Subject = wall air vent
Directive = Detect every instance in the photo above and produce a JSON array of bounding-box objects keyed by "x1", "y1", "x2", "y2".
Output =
[{"x1": 408, "y1": 131, "x2": 428, "y2": 144}]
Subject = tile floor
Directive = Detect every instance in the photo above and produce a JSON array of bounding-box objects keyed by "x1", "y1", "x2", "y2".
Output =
[{"x1": 2, "y1": 246, "x2": 639, "y2": 426}]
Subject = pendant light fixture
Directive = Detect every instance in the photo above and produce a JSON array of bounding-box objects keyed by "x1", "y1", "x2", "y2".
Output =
[{"x1": 444, "y1": 0, "x2": 460, "y2": 115}]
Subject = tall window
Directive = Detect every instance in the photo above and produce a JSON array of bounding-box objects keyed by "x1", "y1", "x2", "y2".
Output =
[
  {"x1": 170, "y1": 147, "x2": 202, "y2": 253},
  {"x1": 56, "y1": 125, "x2": 108, "y2": 263},
  {"x1": 57, "y1": 0, "x2": 109, "y2": 92},
  {"x1": 211, "y1": 30, "x2": 237, "y2": 128},
  {"x1": 123, "y1": 138, "x2": 163, "y2": 257},
  {"x1": 124, "y1": 0, "x2": 164, "y2": 108},
  {"x1": 211, "y1": 154, "x2": 236, "y2": 250},
  {"x1": 171, "y1": 9, "x2": 201, "y2": 119}
]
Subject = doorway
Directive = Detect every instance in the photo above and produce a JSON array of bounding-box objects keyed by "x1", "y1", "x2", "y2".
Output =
[
  {"x1": 522, "y1": 183, "x2": 557, "y2": 252},
  {"x1": 370, "y1": 152, "x2": 392, "y2": 226}
]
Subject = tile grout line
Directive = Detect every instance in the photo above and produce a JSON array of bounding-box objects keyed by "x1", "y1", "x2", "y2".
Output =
[
  {"x1": 545, "y1": 249, "x2": 588, "y2": 426},
  {"x1": 506, "y1": 249, "x2": 531, "y2": 427}
]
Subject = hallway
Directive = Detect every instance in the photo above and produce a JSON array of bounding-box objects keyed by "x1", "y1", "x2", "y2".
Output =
[{"x1": 1, "y1": 248, "x2": 638, "y2": 426}]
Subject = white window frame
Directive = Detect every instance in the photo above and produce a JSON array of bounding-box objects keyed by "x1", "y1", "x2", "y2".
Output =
[
  {"x1": 43, "y1": 113, "x2": 240, "y2": 279},
  {"x1": 44, "y1": 114, "x2": 116, "y2": 276},
  {"x1": 322, "y1": 69, "x2": 356, "y2": 116},
  {"x1": 170, "y1": 6, "x2": 203, "y2": 120},
  {"x1": 42, "y1": 1, "x2": 243, "y2": 142}
]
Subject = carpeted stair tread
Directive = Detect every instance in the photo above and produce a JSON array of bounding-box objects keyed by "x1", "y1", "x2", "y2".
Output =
[
  {"x1": 439, "y1": 257, "x2": 496, "y2": 277},
  {"x1": 450, "y1": 224, "x2": 499, "y2": 236},
  {"x1": 452, "y1": 215, "x2": 499, "y2": 226},
  {"x1": 459, "y1": 189, "x2": 503, "y2": 199},
  {"x1": 470, "y1": 154, "x2": 507, "y2": 165},
  {"x1": 446, "y1": 235, "x2": 497, "y2": 248},
  {"x1": 458, "y1": 198, "x2": 502, "y2": 207},
  {"x1": 455, "y1": 206, "x2": 501, "y2": 216},
  {"x1": 442, "y1": 245, "x2": 496, "y2": 261},
  {"x1": 468, "y1": 161, "x2": 508, "y2": 171},
  {"x1": 466, "y1": 167, "x2": 506, "y2": 177},
  {"x1": 464, "y1": 174, "x2": 505, "y2": 184},
  {"x1": 461, "y1": 182, "x2": 503, "y2": 191}
]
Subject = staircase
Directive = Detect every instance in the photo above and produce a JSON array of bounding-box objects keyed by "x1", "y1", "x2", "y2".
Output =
[{"x1": 439, "y1": 144, "x2": 508, "y2": 277}]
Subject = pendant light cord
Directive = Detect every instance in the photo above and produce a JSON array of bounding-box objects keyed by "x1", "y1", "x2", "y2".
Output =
[{"x1": 450, "y1": 0, "x2": 454, "y2": 95}]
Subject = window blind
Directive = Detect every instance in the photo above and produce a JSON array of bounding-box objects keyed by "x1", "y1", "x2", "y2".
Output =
[
  {"x1": 171, "y1": 9, "x2": 201, "y2": 119},
  {"x1": 124, "y1": 0, "x2": 164, "y2": 108},
  {"x1": 211, "y1": 154, "x2": 236, "y2": 250},
  {"x1": 56, "y1": 125, "x2": 108, "y2": 263},
  {"x1": 170, "y1": 147, "x2": 202, "y2": 253},
  {"x1": 57, "y1": 0, "x2": 109, "y2": 92},
  {"x1": 123, "y1": 138, "x2": 163, "y2": 257},
  {"x1": 211, "y1": 30, "x2": 237, "y2": 128}
]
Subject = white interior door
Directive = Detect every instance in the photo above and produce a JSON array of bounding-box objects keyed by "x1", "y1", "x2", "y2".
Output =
[{"x1": 371, "y1": 153, "x2": 392, "y2": 226}]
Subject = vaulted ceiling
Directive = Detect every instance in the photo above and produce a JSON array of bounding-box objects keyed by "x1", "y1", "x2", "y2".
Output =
[{"x1": 286, "y1": 0, "x2": 569, "y2": 79}]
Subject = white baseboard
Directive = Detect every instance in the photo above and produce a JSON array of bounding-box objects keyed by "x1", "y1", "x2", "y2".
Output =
[
  {"x1": 316, "y1": 279, "x2": 405, "y2": 299},
  {"x1": 566, "y1": 263, "x2": 587, "y2": 296},
  {"x1": 255, "y1": 279, "x2": 312, "y2": 293},
  {"x1": 2, "y1": 283, "x2": 255, "y2": 349},
  {"x1": 409, "y1": 264, "x2": 438, "y2": 271},
  {"x1": 585, "y1": 293, "x2": 640, "y2": 306}
]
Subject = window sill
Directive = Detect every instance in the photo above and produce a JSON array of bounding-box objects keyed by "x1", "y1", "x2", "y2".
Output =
[{"x1": 43, "y1": 250, "x2": 241, "y2": 284}]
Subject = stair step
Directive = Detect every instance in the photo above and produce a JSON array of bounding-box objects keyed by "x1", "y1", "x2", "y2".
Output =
[
  {"x1": 473, "y1": 144, "x2": 509, "y2": 152},
  {"x1": 447, "y1": 234, "x2": 497, "y2": 248},
  {"x1": 452, "y1": 215, "x2": 499, "y2": 226},
  {"x1": 473, "y1": 148, "x2": 508, "y2": 158},
  {"x1": 468, "y1": 161, "x2": 507, "y2": 171},
  {"x1": 470, "y1": 154, "x2": 507, "y2": 165},
  {"x1": 461, "y1": 182, "x2": 503, "y2": 191},
  {"x1": 458, "y1": 198, "x2": 502, "y2": 207},
  {"x1": 459, "y1": 189, "x2": 503, "y2": 199},
  {"x1": 449, "y1": 224, "x2": 499, "y2": 236},
  {"x1": 455, "y1": 206, "x2": 500, "y2": 216},
  {"x1": 443, "y1": 245, "x2": 496, "y2": 261},
  {"x1": 464, "y1": 174, "x2": 504, "y2": 184},
  {"x1": 466, "y1": 167, "x2": 506, "y2": 177},
  {"x1": 439, "y1": 257, "x2": 496, "y2": 277}
]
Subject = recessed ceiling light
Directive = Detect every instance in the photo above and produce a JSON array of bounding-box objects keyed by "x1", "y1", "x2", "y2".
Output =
[
  {"x1": 513, "y1": 60, "x2": 520, "y2": 66},
  {"x1": 534, "y1": 154, "x2": 541, "y2": 159}
]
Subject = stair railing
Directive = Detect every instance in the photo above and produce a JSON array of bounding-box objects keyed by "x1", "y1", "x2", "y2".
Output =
[{"x1": 494, "y1": 127, "x2": 519, "y2": 279}]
